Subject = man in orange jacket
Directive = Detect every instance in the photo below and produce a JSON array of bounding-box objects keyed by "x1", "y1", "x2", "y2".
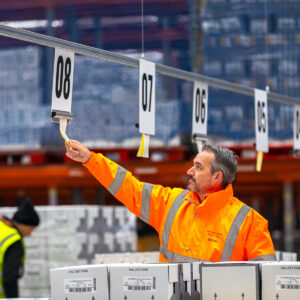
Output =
[{"x1": 66, "y1": 140, "x2": 276, "y2": 262}]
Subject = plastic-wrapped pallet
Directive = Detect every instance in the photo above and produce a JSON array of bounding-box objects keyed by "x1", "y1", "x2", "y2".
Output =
[{"x1": 0, "y1": 205, "x2": 137, "y2": 298}]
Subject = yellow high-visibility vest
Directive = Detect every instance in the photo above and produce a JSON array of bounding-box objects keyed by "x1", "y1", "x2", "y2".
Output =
[{"x1": 0, "y1": 220, "x2": 24, "y2": 298}]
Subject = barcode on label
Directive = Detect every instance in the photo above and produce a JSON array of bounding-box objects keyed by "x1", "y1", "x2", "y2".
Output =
[
  {"x1": 123, "y1": 276, "x2": 156, "y2": 292},
  {"x1": 128, "y1": 286, "x2": 152, "y2": 291},
  {"x1": 64, "y1": 278, "x2": 96, "y2": 294},
  {"x1": 280, "y1": 284, "x2": 300, "y2": 289},
  {"x1": 276, "y1": 275, "x2": 300, "y2": 290},
  {"x1": 69, "y1": 287, "x2": 93, "y2": 293}
]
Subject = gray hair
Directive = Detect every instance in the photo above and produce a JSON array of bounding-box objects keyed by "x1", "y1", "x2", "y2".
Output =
[{"x1": 202, "y1": 144, "x2": 237, "y2": 188}]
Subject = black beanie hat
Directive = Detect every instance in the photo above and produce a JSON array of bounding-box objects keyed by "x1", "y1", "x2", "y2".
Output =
[{"x1": 13, "y1": 198, "x2": 40, "y2": 226}]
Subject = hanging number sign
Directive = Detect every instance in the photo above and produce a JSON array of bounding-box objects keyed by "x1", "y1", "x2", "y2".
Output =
[
  {"x1": 139, "y1": 59, "x2": 156, "y2": 135},
  {"x1": 51, "y1": 48, "x2": 75, "y2": 116},
  {"x1": 254, "y1": 89, "x2": 269, "y2": 152},
  {"x1": 294, "y1": 105, "x2": 300, "y2": 150},
  {"x1": 192, "y1": 81, "x2": 208, "y2": 138}
]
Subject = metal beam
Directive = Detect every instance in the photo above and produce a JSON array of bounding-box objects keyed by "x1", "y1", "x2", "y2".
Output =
[{"x1": 0, "y1": 24, "x2": 299, "y2": 106}]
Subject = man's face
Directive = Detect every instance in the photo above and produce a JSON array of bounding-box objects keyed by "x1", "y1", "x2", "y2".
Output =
[
  {"x1": 18, "y1": 224, "x2": 36, "y2": 237},
  {"x1": 186, "y1": 151, "x2": 219, "y2": 195}
]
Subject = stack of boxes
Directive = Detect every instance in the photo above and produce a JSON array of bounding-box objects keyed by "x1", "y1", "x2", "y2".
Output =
[
  {"x1": 50, "y1": 261, "x2": 300, "y2": 300},
  {"x1": 67, "y1": 51, "x2": 181, "y2": 148},
  {"x1": 0, "y1": 46, "x2": 48, "y2": 149},
  {"x1": 0, "y1": 205, "x2": 136, "y2": 297},
  {"x1": 87, "y1": 206, "x2": 137, "y2": 261},
  {"x1": 202, "y1": 0, "x2": 299, "y2": 142},
  {"x1": 0, "y1": 46, "x2": 182, "y2": 149}
]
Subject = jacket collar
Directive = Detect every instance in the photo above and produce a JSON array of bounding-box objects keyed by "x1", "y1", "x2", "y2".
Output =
[{"x1": 188, "y1": 184, "x2": 234, "y2": 210}]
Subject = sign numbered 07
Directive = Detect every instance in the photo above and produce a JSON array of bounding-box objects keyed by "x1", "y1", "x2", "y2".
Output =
[
  {"x1": 139, "y1": 59, "x2": 156, "y2": 135},
  {"x1": 192, "y1": 81, "x2": 208, "y2": 138},
  {"x1": 51, "y1": 48, "x2": 75, "y2": 115},
  {"x1": 254, "y1": 89, "x2": 269, "y2": 153}
]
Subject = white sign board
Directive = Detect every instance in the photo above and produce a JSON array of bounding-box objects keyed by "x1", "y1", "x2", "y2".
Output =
[
  {"x1": 51, "y1": 48, "x2": 75, "y2": 114},
  {"x1": 139, "y1": 59, "x2": 156, "y2": 135},
  {"x1": 255, "y1": 89, "x2": 269, "y2": 152},
  {"x1": 192, "y1": 81, "x2": 208, "y2": 138},
  {"x1": 294, "y1": 105, "x2": 300, "y2": 150}
]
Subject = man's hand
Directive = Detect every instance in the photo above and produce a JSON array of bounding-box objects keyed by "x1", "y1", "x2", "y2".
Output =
[{"x1": 65, "y1": 140, "x2": 92, "y2": 163}]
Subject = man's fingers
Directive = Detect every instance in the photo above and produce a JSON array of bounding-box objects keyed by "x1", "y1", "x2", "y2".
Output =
[{"x1": 69, "y1": 140, "x2": 82, "y2": 148}]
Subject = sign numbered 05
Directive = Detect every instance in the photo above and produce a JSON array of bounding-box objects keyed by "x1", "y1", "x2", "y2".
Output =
[
  {"x1": 139, "y1": 59, "x2": 156, "y2": 135},
  {"x1": 294, "y1": 105, "x2": 300, "y2": 150},
  {"x1": 51, "y1": 48, "x2": 75, "y2": 114},
  {"x1": 254, "y1": 89, "x2": 269, "y2": 153},
  {"x1": 192, "y1": 81, "x2": 208, "y2": 137}
]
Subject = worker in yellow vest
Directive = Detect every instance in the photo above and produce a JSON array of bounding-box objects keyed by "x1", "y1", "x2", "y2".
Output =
[
  {"x1": 0, "y1": 198, "x2": 39, "y2": 298},
  {"x1": 66, "y1": 140, "x2": 276, "y2": 262}
]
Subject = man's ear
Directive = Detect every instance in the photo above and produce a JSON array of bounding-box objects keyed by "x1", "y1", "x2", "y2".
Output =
[{"x1": 214, "y1": 171, "x2": 223, "y2": 185}]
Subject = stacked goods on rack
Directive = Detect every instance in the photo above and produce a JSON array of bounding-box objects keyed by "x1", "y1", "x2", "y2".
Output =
[
  {"x1": 0, "y1": 47, "x2": 47, "y2": 149},
  {"x1": 202, "y1": 0, "x2": 299, "y2": 142},
  {"x1": 0, "y1": 46, "x2": 182, "y2": 149}
]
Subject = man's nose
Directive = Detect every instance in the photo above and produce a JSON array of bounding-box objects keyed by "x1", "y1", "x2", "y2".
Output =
[{"x1": 187, "y1": 166, "x2": 194, "y2": 176}]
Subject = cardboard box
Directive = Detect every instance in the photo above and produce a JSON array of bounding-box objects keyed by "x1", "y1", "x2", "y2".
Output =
[
  {"x1": 48, "y1": 235, "x2": 82, "y2": 261},
  {"x1": 261, "y1": 262, "x2": 300, "y2": 300},
  {"x1": 280, "y1": 251, "x2": 297, "y2": 262},
  {"x1": 114, "y1": 206, "x2": 126, "y2": 227},
  {"x1": 101, "y1": 206, "x2": 114, "y2": 229},
  {"x1": 109, "y1": 263, "x2": 180, "y2": 300},
  {"x1": 179, "y1": 262, "x2": 201, "y2": 300},
  {"x1": 50, "y1": 265, "x2": 109, "y2": 300},
  {"x1": 94, "y1": 251, "x2": 159, "y2": 264},
  {"x1": 86, "y1": 206, "x2": 101, "y2": 232},
  {"x1": 200, "y1": 263, "x2": 259, "y2": 300},
  {"x1": 24, "y1": 236, "x2": 48, "y2": 260},
  {"x1": 191, "y1": 262, "x2": 202, "y2": 300},
  {"x1": 179, "y1": 263, "x2": 192, "y2": 300}
]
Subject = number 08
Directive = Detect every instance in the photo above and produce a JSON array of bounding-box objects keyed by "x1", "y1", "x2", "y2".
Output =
[{"x1": 55, "y1": 55, "x2": 71, "y2": 100}]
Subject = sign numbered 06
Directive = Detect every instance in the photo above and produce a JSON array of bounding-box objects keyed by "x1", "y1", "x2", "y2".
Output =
[
  {"x1": 254, "y1": 89, "x2": 269, "y2": 152},
  {"x1": 139, "y1": 59, "x2": 156, "y2": 135},
  {"x1": 51, "y1": 48, "x2": 75, "y2": 114},
  {"x1": 192, "y1": 81, "x2": 208, "y2": 137}
]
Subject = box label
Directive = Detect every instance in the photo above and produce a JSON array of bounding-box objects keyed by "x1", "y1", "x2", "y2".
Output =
[
  {"x1": 64, "y1": 278, "x2": 96, "y2": 293},
  {"x1": 276, "y1": 275, "x2": 300, "y2": 290},
  {"x1": 123, "y1": 276, "x2": 156, "y2": 291}
]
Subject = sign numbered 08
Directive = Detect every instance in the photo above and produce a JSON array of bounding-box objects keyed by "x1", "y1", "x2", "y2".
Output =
[
  {"x1": 139, "y1": 59, "x2": 156, "y2": 135},
  {"x1": 192, "y1": 81, "x2": 208, "y2": 137},
  {"x1": 51, "y1": 48, "x2": 75, "y2": 114},
  {"x1": 254, "y1": 89, "x2": 269, "y2": 153}
]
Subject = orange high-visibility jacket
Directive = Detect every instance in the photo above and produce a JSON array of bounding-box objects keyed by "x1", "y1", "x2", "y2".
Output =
[{"x1": 84, "y1": 152, "x2": 276, "y2": 262}]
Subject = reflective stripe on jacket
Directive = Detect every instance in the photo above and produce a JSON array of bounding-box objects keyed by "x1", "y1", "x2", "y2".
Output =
[
  {"x1": 84, "y1": 152, "x2": 276, "y2": 262},
  {"x1": 0, "y1": 220, "x2": 24, "y2": 298}
]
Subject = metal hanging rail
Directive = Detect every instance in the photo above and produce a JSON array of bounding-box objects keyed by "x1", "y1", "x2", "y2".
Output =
[{"x1": 0, "y1": 24, "x2": 299, "y2": 106}]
